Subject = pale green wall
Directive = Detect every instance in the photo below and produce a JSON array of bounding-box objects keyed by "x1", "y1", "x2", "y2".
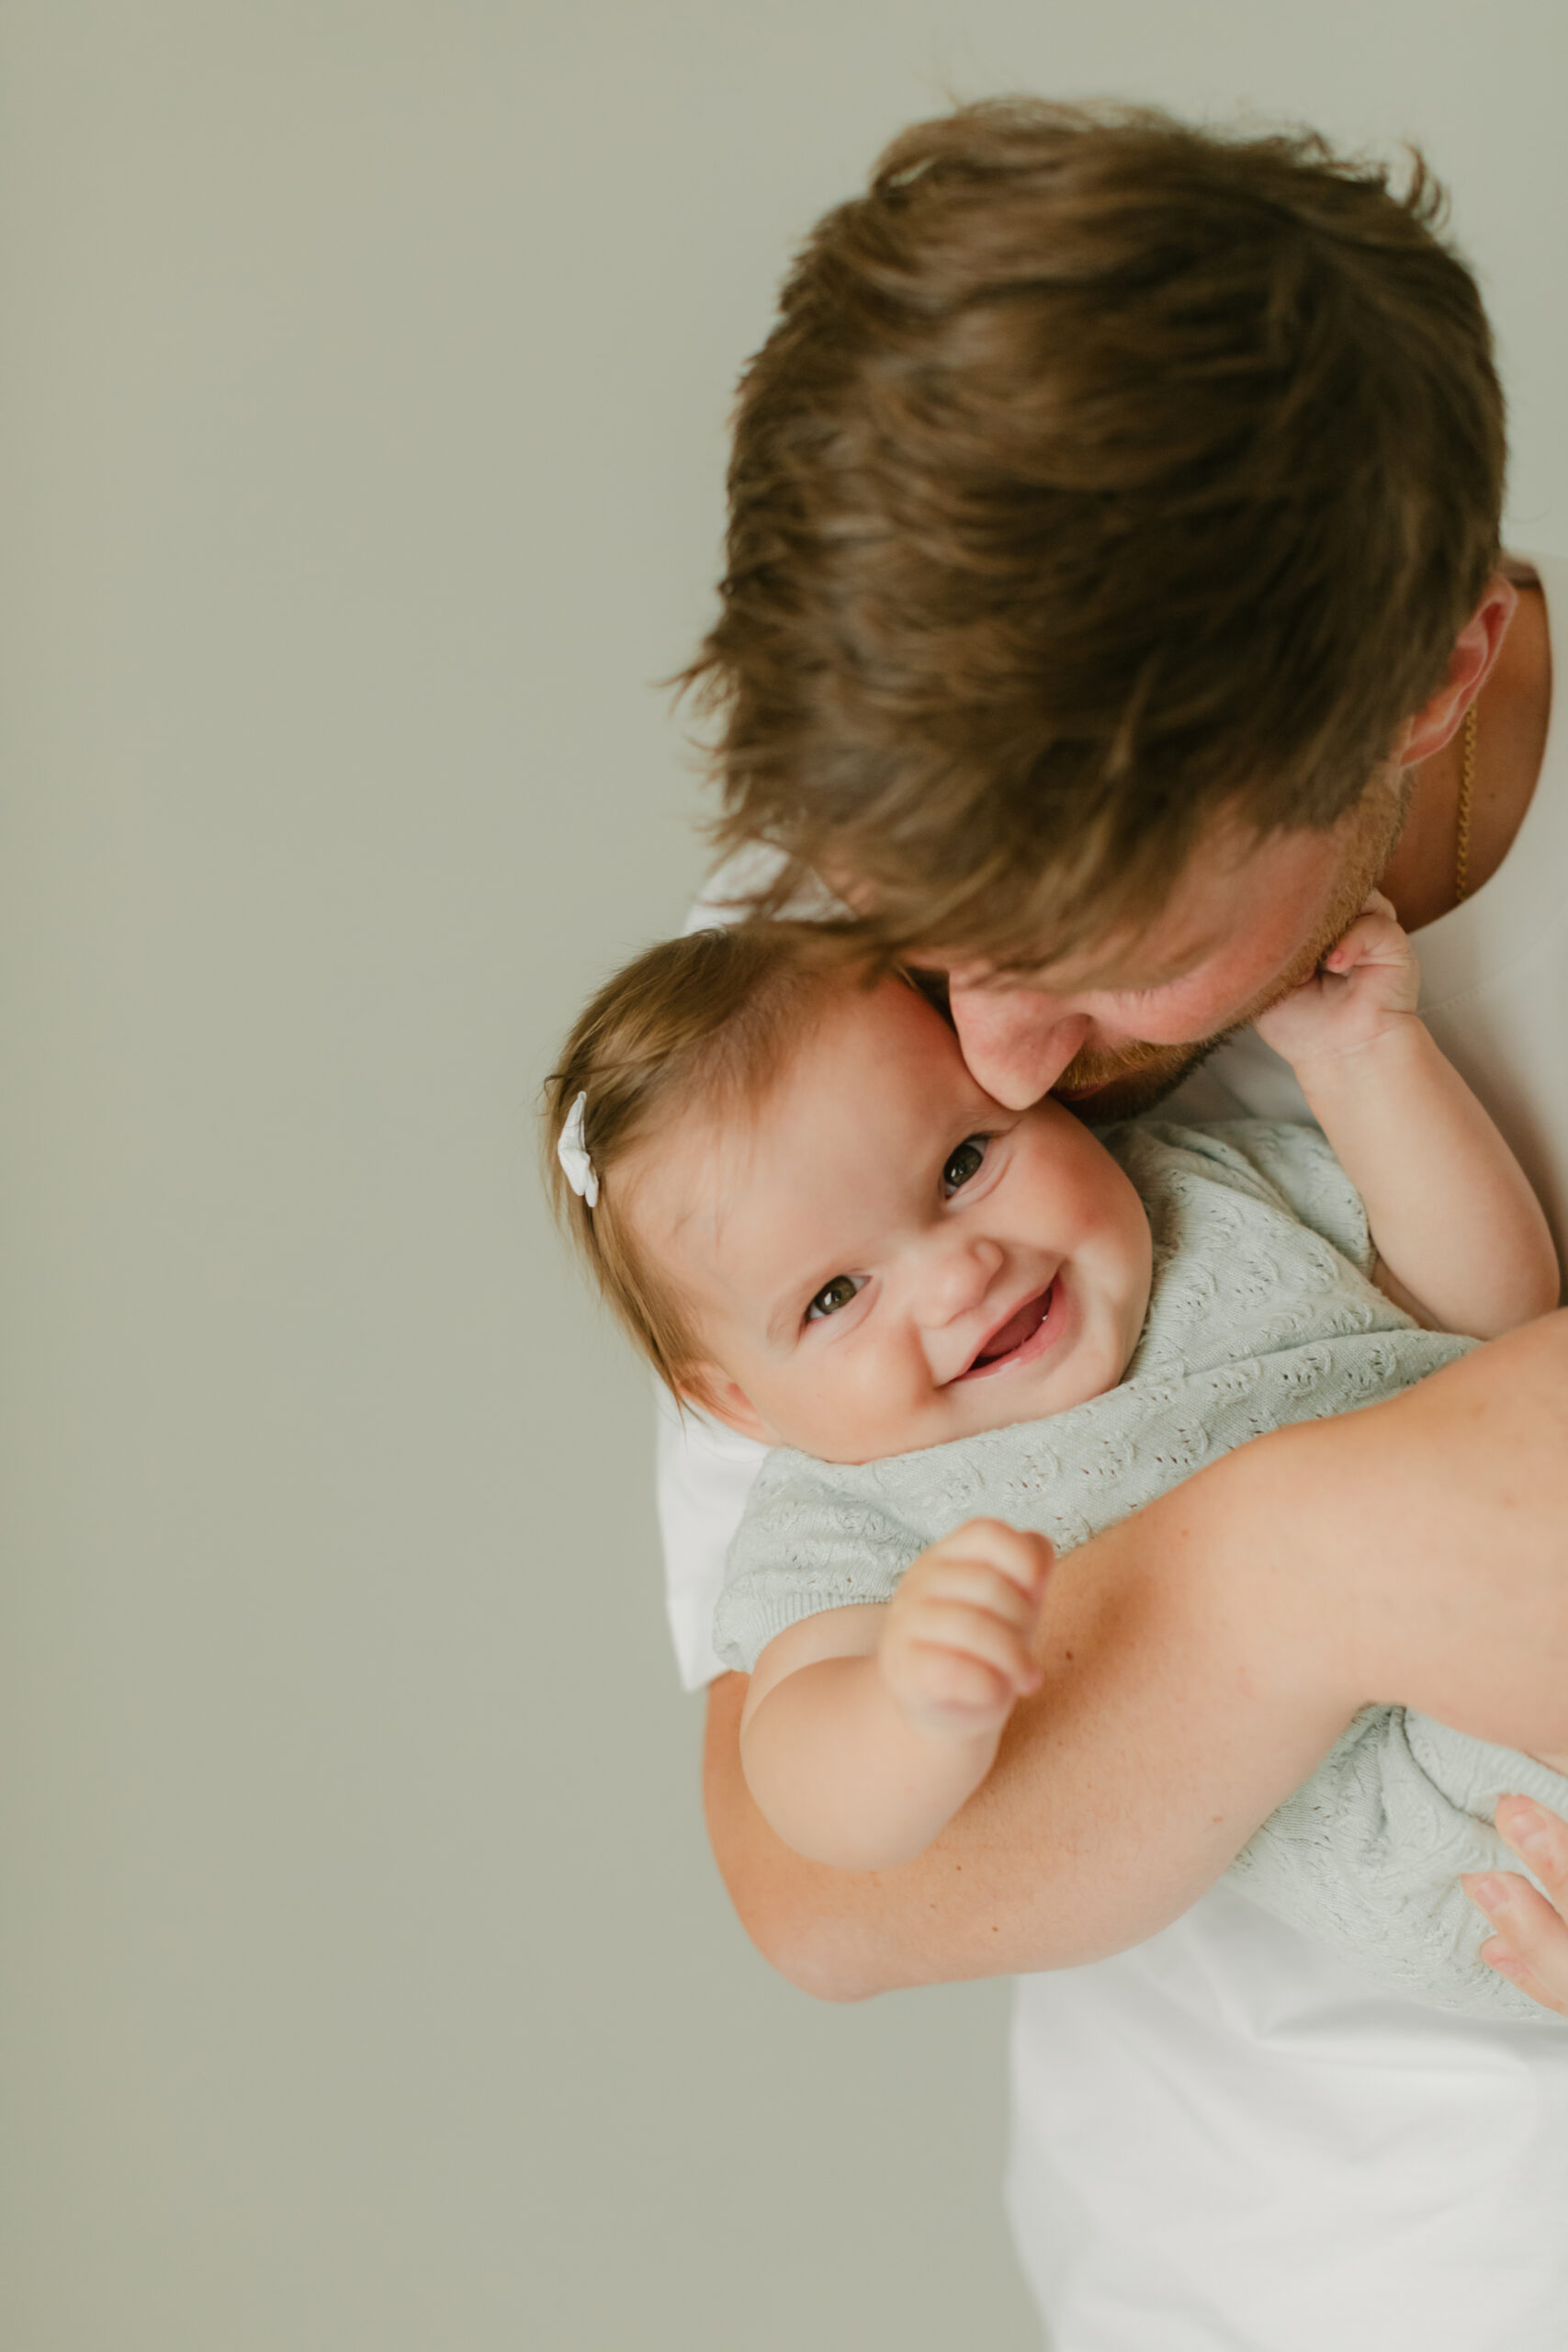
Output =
[{"x1": 5, "y1": 3, "x2": 1565, "y2": 2345}]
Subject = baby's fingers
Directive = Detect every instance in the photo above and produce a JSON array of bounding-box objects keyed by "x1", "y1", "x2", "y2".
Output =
[
  {"x1": 929, "y1": 1518, "x2": 1054, "y2": 1600},
  {"x1": 895, "y1": 1598, "x2": 1042, "y2": 1695},
  {"x1": 896, "y1": 1643, "x2": 1019, "y2": 1727},
  {"x1": 908, "y1": 1556, "x2": 1045, "y2": 1638},
  {"x1": 1321, "y1": 896, "x2": 1409, "y2": 974},
  {"x1": 884, "y1": 1523, "x2": 1052, "y2": 1729}
]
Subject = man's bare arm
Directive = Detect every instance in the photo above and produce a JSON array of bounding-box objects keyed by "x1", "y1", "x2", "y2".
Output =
[{"x1": 704, "y1": 1312, "x2": 1568, "y2": 2002}]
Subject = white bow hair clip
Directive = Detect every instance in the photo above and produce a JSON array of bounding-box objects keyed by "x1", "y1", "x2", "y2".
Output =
[{"x1": 557, "y1": 1091, "x2": 599, "y2": 1208}]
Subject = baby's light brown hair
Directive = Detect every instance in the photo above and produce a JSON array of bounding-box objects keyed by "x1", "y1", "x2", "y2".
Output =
[{"x1": 543, "y1": 923, "x2": 861, "y2": 1397}]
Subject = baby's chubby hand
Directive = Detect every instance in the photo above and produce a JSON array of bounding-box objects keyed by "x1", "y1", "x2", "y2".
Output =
[
  {"x1": 878, "y1": 1519, "x2": 1051, "y2": 1739},
  {"x1": 1254, "y1": 890, "x2": 1421, "y2": 1075}
]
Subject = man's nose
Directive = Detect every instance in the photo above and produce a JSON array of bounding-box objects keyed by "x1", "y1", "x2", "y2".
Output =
[
  {"x1": 910, "y1": 1233, "x2": 1005, "y2": 1328},
  {"x1": 947, "y1": 988, "x2": 1091, "y2": 1108}
]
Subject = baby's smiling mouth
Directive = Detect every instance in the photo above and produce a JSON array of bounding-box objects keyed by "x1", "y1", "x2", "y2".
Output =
[{"x1": 954, "y1": 1283, "x2": 1056, "y2": 1381}]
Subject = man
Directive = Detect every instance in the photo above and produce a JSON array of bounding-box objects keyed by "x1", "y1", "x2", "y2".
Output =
[{"x1": 664, "y1": 102, "x2": 1568, "y2": 2346}]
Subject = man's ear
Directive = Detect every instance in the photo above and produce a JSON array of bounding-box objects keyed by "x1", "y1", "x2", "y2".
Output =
[
  {"x1": 1393, "y1": 571, "x2": 1518, "y2": 767},
  {"x1": 676, "y1": 1364, "x2": 778, "y2": 1446}
]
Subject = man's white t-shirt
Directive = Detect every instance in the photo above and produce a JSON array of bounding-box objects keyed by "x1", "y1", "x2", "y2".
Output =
[{"x1": 656, "y1": 552, "x2": 1568, "y2": 2350}]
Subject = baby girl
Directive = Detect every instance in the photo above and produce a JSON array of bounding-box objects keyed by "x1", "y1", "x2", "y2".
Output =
[{"x1": 547, "y1": 900, "x2": 1565, "y2": 2018}]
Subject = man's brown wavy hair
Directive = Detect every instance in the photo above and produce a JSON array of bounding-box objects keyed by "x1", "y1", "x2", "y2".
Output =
[{"x1": 683, "y1": 99, "x2": 1506, "y2": 970}]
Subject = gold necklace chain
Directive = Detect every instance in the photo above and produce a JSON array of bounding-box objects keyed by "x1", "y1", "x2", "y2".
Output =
[{"x1": 1454, "y1": 700, "x2": 1477, "y2": 903}]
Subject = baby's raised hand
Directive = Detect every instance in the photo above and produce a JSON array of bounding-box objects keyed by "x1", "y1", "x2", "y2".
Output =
[
  {"x1": 878, "y1": 1519, "x2": 1051, "y2": 1739},
  {"x1": 1254, "y1": 890, "x2": 1421, "y2": 1075}
]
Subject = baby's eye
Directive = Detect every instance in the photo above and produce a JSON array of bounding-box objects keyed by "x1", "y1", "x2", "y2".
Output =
[
  {"x1": 942, "y1": 1136, "x2": 988, "y2": 1194},
  {"x1": 806, "y1": 1273, "x2": 865, "y2": 1323}
]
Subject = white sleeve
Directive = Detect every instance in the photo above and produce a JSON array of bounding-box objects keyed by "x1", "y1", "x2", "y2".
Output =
[
  {"x1": 654, "y1": 850, "x2": 842, "y2": 1689},
  {"x1": 653, "y1": 1378, "x2": 768, "y2": 1690}
]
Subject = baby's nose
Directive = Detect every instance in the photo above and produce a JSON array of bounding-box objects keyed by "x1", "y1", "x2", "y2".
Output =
[{"x1": 915, "y1": 1235, "x2": 1005, "y2": 1326}]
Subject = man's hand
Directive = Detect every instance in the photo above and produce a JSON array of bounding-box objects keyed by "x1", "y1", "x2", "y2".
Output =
[
  {"x1": 1253, "y1": 889, "x2": 1420, "y2": 1073},
  {"x1": 1464, "y1": 1800, "x2": 1568, "y2": 2018},
  {"x1": 878, "y1": 1520, "x2": 1050, "y2": 1737}
]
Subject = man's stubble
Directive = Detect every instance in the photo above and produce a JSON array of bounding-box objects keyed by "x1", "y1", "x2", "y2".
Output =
[{"x1": 1059, "y1": 773, "x2": 1414, "y2": 1125}]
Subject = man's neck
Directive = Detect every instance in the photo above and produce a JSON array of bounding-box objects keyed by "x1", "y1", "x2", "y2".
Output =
[{"x1": 1380, "y1": 575, "x2": 1552, "y2": 933}]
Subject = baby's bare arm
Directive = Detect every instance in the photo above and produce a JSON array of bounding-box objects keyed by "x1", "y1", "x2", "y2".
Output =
[
  {"x1": 1301, "y1": 1019, "x2": 1558, "y2": 1333},
  {"x1": 1256, "y1": 895, "x2": 1560, "y2": 1334},
  {"x1": 739, "y1": 1525, "x2": 1048, "y2": 1871},
  {"x1": 710, "y1": 1442, "x2": 1353, "y2": 1996},
  {"x1": 706, "y1": 1314, "x2": 1568, "y2": 2001}
]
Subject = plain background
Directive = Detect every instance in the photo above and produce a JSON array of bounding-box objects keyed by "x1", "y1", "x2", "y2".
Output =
[{"x1": 5, "y1": 3, "x2": 1566, "y2": 2346}]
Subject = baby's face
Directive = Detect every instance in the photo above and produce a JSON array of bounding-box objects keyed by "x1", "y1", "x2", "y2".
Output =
[{"x1": 632, "y1": 977, "x2": 1153, "y2": 1464}]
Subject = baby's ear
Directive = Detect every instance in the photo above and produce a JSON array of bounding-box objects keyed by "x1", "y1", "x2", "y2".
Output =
[{"x1": 677, "y1": 1364, "x2": 777, "y2": 1446}]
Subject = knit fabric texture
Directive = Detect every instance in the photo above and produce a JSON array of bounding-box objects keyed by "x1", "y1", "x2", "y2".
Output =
[{"x1": 716, "y1": 1120, "x2": 1566, "y2": 2025}]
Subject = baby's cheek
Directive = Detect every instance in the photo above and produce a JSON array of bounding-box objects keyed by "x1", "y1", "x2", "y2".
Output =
[
  {"x1": 825, "y1": 1347, "x2": 930, "y2": 1461},
  {"x1": 845, "y1": 1349, "x2": 916, "y2": 1434},
  {"x1": 1072, "y1": 1183, "x2": 1153, "y2": 1350},
  {"x1": 759, "y1": 1350, "x2": 896, "y2": 1464},
  {"x1": 1089, "y1": 1156, "x2": 1153, "y2": 1276}
]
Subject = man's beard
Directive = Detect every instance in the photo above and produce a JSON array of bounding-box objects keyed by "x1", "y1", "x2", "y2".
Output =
[
  {"x1": 1055, "y1": 1032, "x2": 1234, "y2": 1124},
  {"x1": 1055, "y1": 780, "x2": 1411, "y2": 1125}
]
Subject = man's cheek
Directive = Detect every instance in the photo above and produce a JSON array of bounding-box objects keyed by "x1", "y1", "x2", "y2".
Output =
[{"x1": 1094, "y1": 989, "x2": 1231, "y2": 1046}]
